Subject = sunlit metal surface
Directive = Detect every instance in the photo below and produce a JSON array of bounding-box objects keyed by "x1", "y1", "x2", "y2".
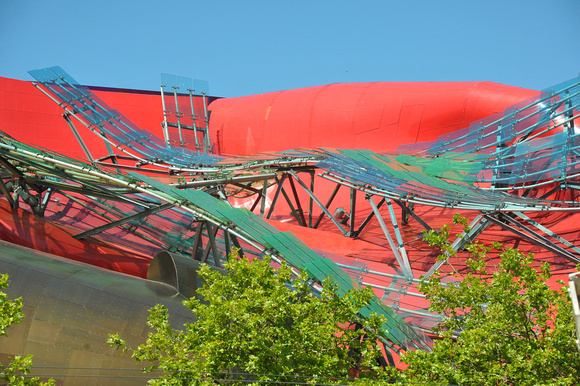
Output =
[{"x1": 0, "y1": 240, "x2": 193, "y2": 385}]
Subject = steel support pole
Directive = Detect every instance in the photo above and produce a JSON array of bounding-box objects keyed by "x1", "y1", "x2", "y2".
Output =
[
  {"x1": 230, "y1": 233, "x2": 245, "y2": 258},
  {"x1": 174, "y1": 173, "x2": 278, "y2": 189},
  {"x1": 485, "y1": 214, "x2": 580, "y2": 263},
  {"x1": 201, "y1": 223, "x2": 222, "y2": 267},
  {"x1": 0, "y1": 179, "x2": 15, "y2": 209},
  {"x1": 353, "y1": 197, "x2": 385, "y2": 237},
  {"x1": 514, "y1": 211, "x2": 580, "y2": 256},
  {"x1": 159, "y1": 85, "x2": 170, "y2": 145},
  {"x1": 393, "y1": 200, "x2": 432, "y2": 231},
  {"x1": 266, "y1": 174, "x2": 287, "y2": 219},
  {"x1": 202, "y1": 93, "x2": 210, "y2": 153},
  {"x1": 188, "y1": 90, "x2": 200, "y2": 150},
  {"x1": 172, "y1": 87, "x2": 184, "y2": 146},
  {"x1": 349, "y1": 188, "x2": 357, "y2": 234},
  {"x1": 281, "y1": 186, "x2": 303, "y2": 226},
  {"x1": 309, "y1": 171, "x2": 314, "y2": 228},
  {"x1": 73, "y1": 203, "x2": 174, "y2": 240},
  {"x1": 539, "y1": 185, "x2": 562, "y2": 199},
  {"x1": 385, "y1": 199, "x2": 413, "y2": 278},
  {"x1": 63, "y1": 112, "x2": 95, "y2": 164},
  {"x1": 224, "y1": 230, "x2": 231, "y2": 257},
  {"x1": 250, "y1": 193, "x2": 262, "y2": 213},
  {"x1": 368, "y1": 196, "x2": 412, "y2": 279},
  {"x1": 313, "y1": 183, "x2": 341, "y2": 229},
  {"x1": 0, "y1": 155, "x2": 23, "y2": 178},
  {"x1": 37, "y1": 188, "x2": 53, "y2": 217},
  {"x1": 288, "y1": 175, "x2": 307, "y2": 226},
  {"x1": 288, "y1": 171, "x2": 349, "y2": 236},
  {"x1": 191, "y1": 222, "x2": 205, "y2": 260},
  {"x1": 423, "y1": 215, "x2": 488, "y2": 279},
  {"x1": 260, "y1": 180, "x2": 268, "y2": 218}
]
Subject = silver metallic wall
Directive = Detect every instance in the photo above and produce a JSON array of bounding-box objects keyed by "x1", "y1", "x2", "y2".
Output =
[{"x1": 0, "y1": 240, "x2": 199, "y2": 385}]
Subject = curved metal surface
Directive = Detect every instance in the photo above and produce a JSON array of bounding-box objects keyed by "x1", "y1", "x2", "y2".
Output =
[
  {"x1": 147, "y1": 251, "x2": 179, "y2": 291},
  {"x1": 151, "y1": 251, "x2": 227, "y2": 299},
  {"x1": 0, "y1": 240, "x2": 193, "y2": 385},
  {"x1": 208, "y1": 81, "x2": 539, "y2": 155}
]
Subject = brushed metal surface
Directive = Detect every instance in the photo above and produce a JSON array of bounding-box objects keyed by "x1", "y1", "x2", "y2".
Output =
[{"x1": 0, "y1": 240, "x2": 196, "y2": 385}]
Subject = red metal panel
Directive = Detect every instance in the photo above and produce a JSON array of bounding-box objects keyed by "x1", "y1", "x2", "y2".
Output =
[
  {"x1": 0, "y1": 200, "x2": 151, "y2": 277},
  {"x1": 209, "y1": 81, "x2": 539, "y2": 155},
  {"x1": 0, "y1": 77, "x2": 170, "y2": 161},
  {"x1": 1, "y1": 76, "x2": 540, "y2": 159}
]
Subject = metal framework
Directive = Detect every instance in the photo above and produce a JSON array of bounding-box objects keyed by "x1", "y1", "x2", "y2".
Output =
[
  {"x1": 160, "y1": 73, "x2": 211, "y2": 152},
  {"x1": 0, "y1": 132, "x2": 428, "y2": 356},
  {"x1": 19, "y1": 66, "x2": 580, "y2": 352}
]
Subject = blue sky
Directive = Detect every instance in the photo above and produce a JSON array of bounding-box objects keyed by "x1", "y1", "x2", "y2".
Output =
[{"x1": 1, "y1": 0, "x2": 579, "y2": 97}]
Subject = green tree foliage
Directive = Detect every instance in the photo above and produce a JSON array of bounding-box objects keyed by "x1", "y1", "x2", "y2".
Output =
[
  {"x1": 399, "y1": 215, "x2": 580, "y2": 385},
  {"x1": 0, "y1": 274, "x2": 54, "y2": 385},
  {"x1": 109, "y1": 254, "x2": 392, "y2": 385}
]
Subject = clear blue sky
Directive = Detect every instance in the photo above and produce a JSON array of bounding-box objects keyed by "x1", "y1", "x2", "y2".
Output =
[{"x1": 1, "y1": 0, "x2": 579, "y2": 97}]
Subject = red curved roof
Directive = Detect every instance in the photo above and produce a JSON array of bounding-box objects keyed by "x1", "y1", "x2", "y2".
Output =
[{"x1": 208, "y1": 81, "x2": 539, "y2": 155}]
